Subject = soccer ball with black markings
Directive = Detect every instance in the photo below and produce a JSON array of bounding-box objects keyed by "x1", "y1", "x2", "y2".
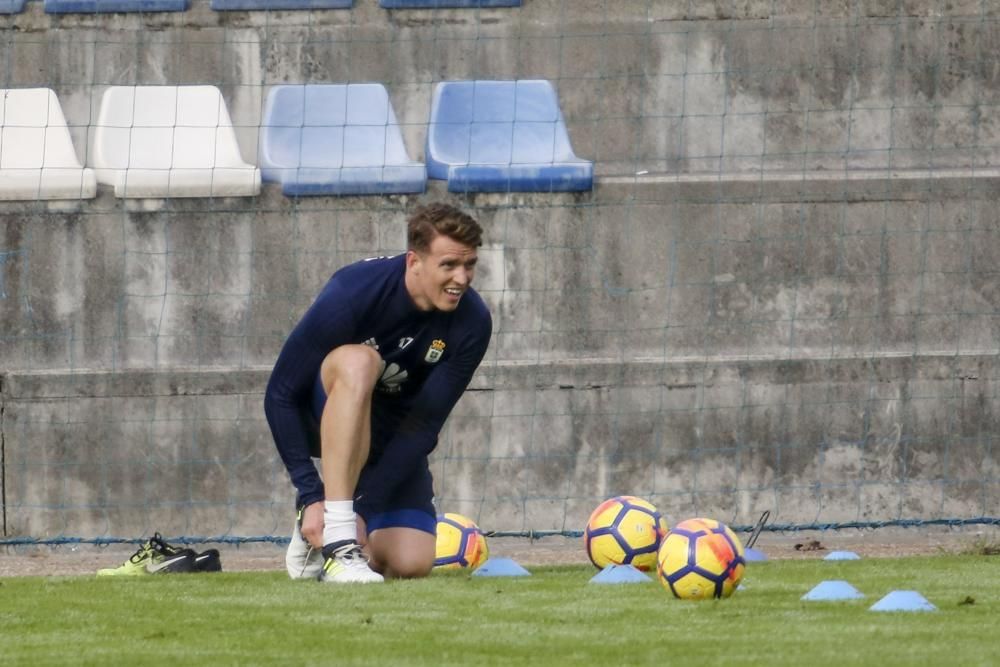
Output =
[
  {"x1": 656, "y1": 517, "x2": 746, "y2": 600},
  {"x1": 584, "y1": 495, "x2": 668, "y2": 572},
  {"x1": 434, "y1": 513, "x2": 489, "y2": 570}
]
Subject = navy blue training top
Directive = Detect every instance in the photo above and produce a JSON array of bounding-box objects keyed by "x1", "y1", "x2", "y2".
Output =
[{"x1": 264, "y1": 254, "x2": 492, "y2": 511}]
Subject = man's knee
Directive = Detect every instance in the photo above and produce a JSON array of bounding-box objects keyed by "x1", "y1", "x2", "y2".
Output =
[
  {"x1": 320, "y1": 345, "x2": 383, "y2": 396},
  {"x1": 376, "y1": 552, "x2": 434, "y2": 580},
  {"x1": 367, "y1": 528, "x2": 435, "y2": 579}
]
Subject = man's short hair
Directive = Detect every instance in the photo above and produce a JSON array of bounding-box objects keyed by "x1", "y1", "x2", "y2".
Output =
[{"x1": 407, "y1": 203, "x2": 483, "y2": 253}]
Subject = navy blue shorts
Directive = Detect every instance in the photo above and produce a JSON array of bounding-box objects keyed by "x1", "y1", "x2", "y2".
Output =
[{"x1": 307, "y1": 371, "x2": 436, "y2": 536}]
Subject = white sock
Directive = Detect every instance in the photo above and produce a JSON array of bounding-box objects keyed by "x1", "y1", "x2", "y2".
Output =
[{"x1": 323, "y1": 500, "x2": 357, "y2": 547}]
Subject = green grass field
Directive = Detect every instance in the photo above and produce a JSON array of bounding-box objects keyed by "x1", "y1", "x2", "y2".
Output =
[{"x1": 1, "y1": 555, "x2": 996, "y2": 666}]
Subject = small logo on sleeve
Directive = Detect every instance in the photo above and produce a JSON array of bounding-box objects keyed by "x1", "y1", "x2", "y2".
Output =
[{"x1": 424, "y1": 339, "x2": 446, "y2": 363}]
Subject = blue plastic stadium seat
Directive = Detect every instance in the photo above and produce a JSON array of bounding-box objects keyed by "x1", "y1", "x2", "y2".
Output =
[
  {"x1": 211, "y1": 0, "x2": 350, "y2": 9},
  {"x1": 259, "y1": 84, "x2": 426, "y2": 196},
  {"x1": 380, "y1": 0, "x2": 520, "y2": 7},
  {"x1": 44, "y1": 0, "x2": 187, "y2": 11},
  {"x1": 426, "y1": 80, "x2": 593, "y2": 193},
  {"x1": 0, "y1": 0, "x2": 27, "y2": 14}
]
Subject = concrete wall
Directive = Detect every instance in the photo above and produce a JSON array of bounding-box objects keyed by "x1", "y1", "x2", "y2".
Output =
[{"x1": 1, "y1": 2, "x2": 999, "y2": 538}]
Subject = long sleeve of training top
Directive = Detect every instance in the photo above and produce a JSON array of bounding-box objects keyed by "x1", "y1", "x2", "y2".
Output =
[
  {"x1": 263, "y1": 273, "x2": 361, "y2": 508},
  {"x1": 264, "y1": 254, "x2": 492, "y2": 509}
]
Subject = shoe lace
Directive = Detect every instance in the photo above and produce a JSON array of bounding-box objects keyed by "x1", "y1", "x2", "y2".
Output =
[
  {"x1": 332, "y1": 543, "x2": 370, "y2": 566},
  {"x1": 126, "y1": 540, "x2": 153, "y2": 564},
  {"x1": 295, "y1": 545, "x2": 317, "y2": 578},
  {"x1": 125, "y1": 533, "x2": 175, "y2": 565},
  {"x1": 149, "y1": 532, "x2": 175, "y2": 553}
]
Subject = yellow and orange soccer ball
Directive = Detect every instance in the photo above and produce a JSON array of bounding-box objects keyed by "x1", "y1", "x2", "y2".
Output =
[
  {"x1": 434, "y1": 513, "x2": 489, "y2": 570},
  {"x1": 584, "y1": 495, "x2": 668, "y2": 572},
  {"x1": 656, "y1": 517, "x2": 746, "y2": 599}
]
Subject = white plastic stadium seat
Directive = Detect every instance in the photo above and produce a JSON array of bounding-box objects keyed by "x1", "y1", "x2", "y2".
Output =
[
  {"x1": 91, "y1": 85, "x2": 261, "y2": 198},
  {"x1": 0, "y1": 88, "x2": 97, "y2": 200}
]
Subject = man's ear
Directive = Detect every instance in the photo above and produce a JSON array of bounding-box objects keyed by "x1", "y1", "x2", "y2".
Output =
[{"x1": 405, "y1": 249, "x2": 420, "y2": 271}]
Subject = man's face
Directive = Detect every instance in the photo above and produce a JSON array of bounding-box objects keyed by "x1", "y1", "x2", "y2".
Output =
[{"x1": 406, "y1": 233, "x2": 478, "y2": 312}]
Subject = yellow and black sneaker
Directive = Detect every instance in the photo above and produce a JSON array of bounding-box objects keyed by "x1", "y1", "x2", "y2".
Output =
[
  {"x1": 157, "y1": 534, "x2": 222, "y2": 573},
  {"x1": 193, "y1": 548, "x2": 222, "y2": 573},
  {"x1": 153, "y1": 533, "x2": 223, "y2": 573},
  {"x1": 97, "y1": 533, "x2": 196, "y2": 576}
]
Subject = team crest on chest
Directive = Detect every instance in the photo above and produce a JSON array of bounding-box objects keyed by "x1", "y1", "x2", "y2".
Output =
[{"x1": 425, "y1": 339, "x2": 446, "y2": 363}]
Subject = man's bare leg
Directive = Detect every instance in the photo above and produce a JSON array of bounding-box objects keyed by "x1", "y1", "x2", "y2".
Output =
[
  {"x1": 309, "y1": 344, "x2": 385, "y2": 584},
  {"x1": 357, "y1": 516, "x2": 436, "y2": 579},
  {"x1": 369, "y1": 528, "x2": 436, "y2": 579}
]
